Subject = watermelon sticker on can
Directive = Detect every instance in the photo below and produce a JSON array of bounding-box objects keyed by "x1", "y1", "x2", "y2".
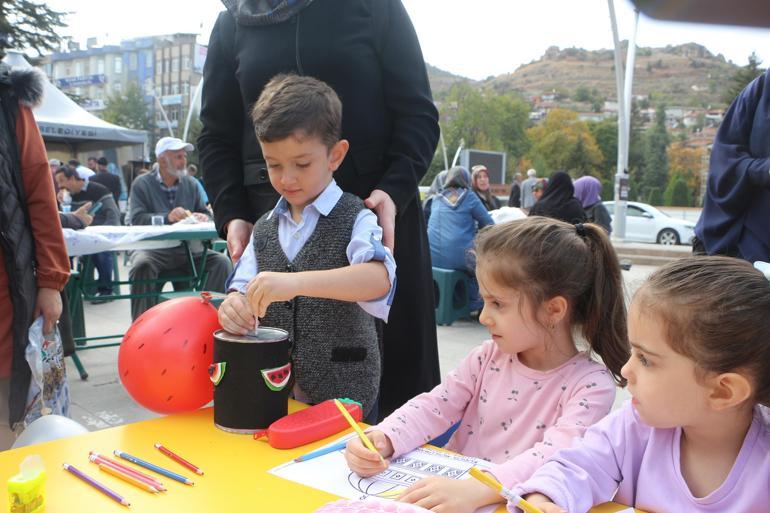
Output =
[{"x1": 212, "y1": 327, "x2": 292, "y2": 433}]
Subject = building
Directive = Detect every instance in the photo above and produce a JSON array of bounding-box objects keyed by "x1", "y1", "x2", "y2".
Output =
[{"x1": 42, "y1": 34, "x2": 207, "y2": 146}]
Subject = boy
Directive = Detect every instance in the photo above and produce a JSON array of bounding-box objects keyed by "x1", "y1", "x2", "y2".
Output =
[{"x1": 219, "y1": 74, "x2": 396, "y2": 421}]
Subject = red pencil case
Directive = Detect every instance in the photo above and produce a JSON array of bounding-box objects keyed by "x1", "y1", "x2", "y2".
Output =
[{"x1": 253, "y1": 399, "x2": 363, "y2": 449}]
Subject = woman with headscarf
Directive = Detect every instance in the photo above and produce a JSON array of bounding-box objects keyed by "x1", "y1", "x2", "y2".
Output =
[
  {"x1": 529, "y1": 171, "x2": 586, "y2": 224},
  {"x1": 428, "y1": 166, "x2": 493, "y2": 310},
  {"x1": 471, "y1": 165, "x2": 501, "y2": 211},
  {"x1": 422, "y1": 169, "x2": 448, "y2": 223},
  {"x1": 573, "y1": 175, "x2": 612, "y2": 234}
]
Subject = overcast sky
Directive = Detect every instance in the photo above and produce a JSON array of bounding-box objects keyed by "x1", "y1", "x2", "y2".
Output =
[{"x1": 43, "y1": 0, "x2": 770, "y2": 80}]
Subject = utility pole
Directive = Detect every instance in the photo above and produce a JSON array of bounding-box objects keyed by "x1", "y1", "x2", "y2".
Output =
[{"x1": 608, "y1": 1, "x2": 639, "y2": 240}]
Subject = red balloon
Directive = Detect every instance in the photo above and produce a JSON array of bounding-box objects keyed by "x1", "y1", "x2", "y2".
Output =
[{"x1": 118, "y1": 295, "x2": 221, "y2": 414}]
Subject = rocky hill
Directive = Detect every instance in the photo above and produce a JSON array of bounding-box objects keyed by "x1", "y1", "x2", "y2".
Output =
[{"x1": 428, "y1": 43, "x2": 741, "y2": 108}]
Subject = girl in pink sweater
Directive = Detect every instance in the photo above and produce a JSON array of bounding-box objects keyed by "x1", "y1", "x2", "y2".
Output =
[
  {"x1": 518, "y1": 257, "x2": 770, "y2": 513},
  {"x1": 344, "y1": 217, "x2": 630, "y2": 512}
]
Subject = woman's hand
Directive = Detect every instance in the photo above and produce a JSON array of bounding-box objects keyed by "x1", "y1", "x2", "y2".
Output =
[
  {"x1": 225, "y1": 219, "x2": 254, "y2": 263},
  {"x1": 344, "y1": 430, "x2": 394, "y2": 477},
  {"x1": 397, "y1": 476, "x2": 502, "y2": 513}
]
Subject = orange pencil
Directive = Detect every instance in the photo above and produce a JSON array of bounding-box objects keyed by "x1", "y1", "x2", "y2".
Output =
[
  {"x1": 98, "y1": 464, "x2": 161, "y2": 494},
  {"x1": 89, "y1": 453, "x2": 166, "y2": 491},
  {"x1": 154, "y1": 443, "x2": 204, "y2": 475}
]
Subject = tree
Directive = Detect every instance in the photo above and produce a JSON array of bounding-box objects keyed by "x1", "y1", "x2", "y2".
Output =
[
  {"x1": 663, "y1": 175, "x2": 691, "y2": 206},
  {"x1": 639, "y1": 105, "x2": 670, "y2": 201},
  {"x1": 0, "y1": 1, "x2": 67, "y2": 57},
  {"x1": 587, "y1": 117, "x2": 618, "y2": 181},
  {"x1": 102, "y1": 82, "x2": 150, "y2": 131},
  {"x1": 525, "y1": 109, "x2": 603, "y2": 176},
  {"x1": 667, "y1": 142, "x2": 705, "y2": 204},
  {"x1": 722, "y1": 52, "x2": 764, "y2": 105}
]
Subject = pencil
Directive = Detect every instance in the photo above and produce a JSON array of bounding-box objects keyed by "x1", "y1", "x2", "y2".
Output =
[
  {"x1": 63, "y1": 463, "x2": 131, "y2": 508},
  {"x1": 468, "y1": 467, "x2": 544, "y2": 513},
  {"x1": 98, "y1": 464, "x2": 161, "y2": 493},
  {"x1": 294, "y1": 439, "x2": 349, "y2": 462},
  {"x1": 89, "y1": 452, "x2": 166, "y2": 491},
  {"x1": 114, "y1": 450, "x2": 194, "y2": 486},
  {"x1": 332, "y1": 398, "x2": 385, "y2": 463},
  {"x1": 154, "y1": 443, "x2": 204, "y2": 475}
]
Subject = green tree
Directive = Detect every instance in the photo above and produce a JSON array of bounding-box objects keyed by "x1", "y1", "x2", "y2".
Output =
[
  {"x1": 639, "y1": 105, "x2": 670, "y2": 201},
  {"x1": 587, "y1": 117, "x2": 617, "y2": 181},
  {"x1": 0, "y1": 1, "x2": 67, "y2": 58},
  {"x1": 647, "y1": 187, "x2": 663, "y2": 206},
  {"x1": 722, "y1": 52, "x2": 764, "y2": 104},
  {"x1": 663, "y1": 175, "x2": 691, "y2": 206},
  {"x1": 102, "y1": 82, "x2": 150, "y2": 131}
]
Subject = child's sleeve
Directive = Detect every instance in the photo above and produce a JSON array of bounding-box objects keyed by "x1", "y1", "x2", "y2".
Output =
[
  {"x1": 347, "y1": 209, "x2": 397, "y2": 321},
  {"x1": 224, "y1": 237, "x2": 258, "y2": 293},
  {"x1": 489, "y1": 369, "x2": 616, "y2": 488},
  {"x1": 375, "y1": 342, "x2": 491, "y2": 457},
  {"x1": 509, "y1": 402, "x2": 643, "y2": 513}
]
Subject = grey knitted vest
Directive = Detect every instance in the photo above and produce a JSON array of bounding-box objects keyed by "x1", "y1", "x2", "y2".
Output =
[{"x1": 253, "y1": 192, "x2": 380, "y2": 415}]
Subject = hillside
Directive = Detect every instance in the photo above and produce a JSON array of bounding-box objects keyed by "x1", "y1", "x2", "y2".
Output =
[{"x1": 427, "y1": 43, "x2": 742, "y2": 108}]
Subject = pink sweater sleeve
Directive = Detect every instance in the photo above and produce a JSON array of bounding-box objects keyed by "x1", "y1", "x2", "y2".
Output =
[
  {"x1": 509, "y1": 402, "x2": 641, "y2": 513},
  {"x1": 376, "y1": 343, "x2": 491, "y2": 457},
  {"x1": 490, "y1": 368, "x2": 616, "y2": 488}
]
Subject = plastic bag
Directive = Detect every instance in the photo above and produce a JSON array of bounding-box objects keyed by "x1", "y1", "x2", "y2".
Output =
[{"x1": 22, "y1": 317, "x2": 70, "y2": 426}]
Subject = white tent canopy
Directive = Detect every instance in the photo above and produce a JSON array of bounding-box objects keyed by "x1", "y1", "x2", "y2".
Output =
[{"x1": 3, "y1": 52, "x2": 147, "y2": 146}]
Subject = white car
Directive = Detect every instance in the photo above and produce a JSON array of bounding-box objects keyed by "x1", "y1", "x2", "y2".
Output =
[{"x1": 603, "y1": 201, "x2": 696, "y2": 245}]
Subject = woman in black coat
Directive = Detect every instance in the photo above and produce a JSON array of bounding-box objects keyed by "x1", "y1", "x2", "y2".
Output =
[
  {"x1": 198, "y1": 0, "x2": 441, "y2": 419},
  {"x1": 528, "y1": 171, "x2": 587, "y2": 225}
]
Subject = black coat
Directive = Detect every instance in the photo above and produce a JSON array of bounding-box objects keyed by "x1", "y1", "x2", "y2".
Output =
[{"x1": 198, "y1": 0, "x2": 441, "y2": 417}]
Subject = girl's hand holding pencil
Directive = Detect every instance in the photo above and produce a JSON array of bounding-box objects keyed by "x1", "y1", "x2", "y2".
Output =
[
  {"x1": 343, "y1": 429, "x2": 394, "y2": 477},
  {"x1": 521, "y1": 493, "x2": 567, "y2": 513}
]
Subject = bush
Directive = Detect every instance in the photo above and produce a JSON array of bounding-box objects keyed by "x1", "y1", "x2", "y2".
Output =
[
  {"x1": 664, "y1": 177, "x2": 691, "y2": 206},
  {"x1": 647, "y1": 187, "x2": 663, "y2": 206}
]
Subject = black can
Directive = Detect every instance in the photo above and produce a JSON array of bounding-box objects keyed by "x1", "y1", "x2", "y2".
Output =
[{"x1": 211, "y1": 327, "x2": 291, "y2": 433}]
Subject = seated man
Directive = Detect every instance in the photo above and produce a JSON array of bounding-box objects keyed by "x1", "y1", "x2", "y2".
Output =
[
  {"x1": 128, "y1": 137, "x2": 232, "y2": 320},
  {"x1": 55, "y1": 165, "x2": 121, "y2": 302}
]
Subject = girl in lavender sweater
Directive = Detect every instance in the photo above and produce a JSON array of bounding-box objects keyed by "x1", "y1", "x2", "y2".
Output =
[
  {"x1": 518, "y1": 257, "x2": 770, "y2": 513},
  {"x1": 344, "y1": 217, "x2": 630, "y2": 513}
]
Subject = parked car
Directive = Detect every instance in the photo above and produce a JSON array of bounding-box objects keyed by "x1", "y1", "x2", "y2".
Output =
[{"x1": 603, "y1": 201, "x2": 695, "y2": 245}]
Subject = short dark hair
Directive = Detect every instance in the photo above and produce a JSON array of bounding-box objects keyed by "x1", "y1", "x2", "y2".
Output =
[
  {"x1": 250, "y1": 74, "x2": 342, "y2": 149},
  {"x1": 87, "y1": 156, "x2": 97, "y2": 162},
  {"x1": 636, "y1": 256, "x2": 770, "y2": 406},
  {"x1": 68, "y1": 159, "x2": 80, "y2": 167},
  {"x1": 97, "y1": 157, "x2": 108, "y2": 166},
  {"x1": 55, "y1": 165, "x2": 80, "y2": 180}
]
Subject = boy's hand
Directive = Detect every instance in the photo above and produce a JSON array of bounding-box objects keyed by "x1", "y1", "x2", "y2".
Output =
[
  {"x1": 364, "y1": 189, "x2": 396, "y2": 252},
  {"x1": 397, "y1": 476, "x2": 502, "y2": 513},
  {"x1": 218, "y1": 292, "x2": 257, "y2": 335},
  {"x1": 344, "y1": 430, "x2": 393, "y2": 477},
  {"x1": 524, "y1": 493, "x2": 567, "y2": 513},
  {"x1": 246, "y1": 272, "x2": 300, "y2": 318}
]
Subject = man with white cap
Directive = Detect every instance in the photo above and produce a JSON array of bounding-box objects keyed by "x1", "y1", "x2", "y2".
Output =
[{"x1": 127, "y1": 137, "x2": 232, "y2": 320}]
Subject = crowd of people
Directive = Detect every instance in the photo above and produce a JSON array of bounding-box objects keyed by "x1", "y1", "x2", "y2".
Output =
[{"x1": 2, "y1": 2, "x2": 770, "y2": 513}]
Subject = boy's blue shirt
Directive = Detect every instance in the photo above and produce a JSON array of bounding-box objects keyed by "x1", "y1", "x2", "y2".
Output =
[{"x1": 226, "y1": 179, "x2": 396, "y2": 321}]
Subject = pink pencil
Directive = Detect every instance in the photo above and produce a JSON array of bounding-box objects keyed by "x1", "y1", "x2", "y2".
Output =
[{"x1": 89, "y1": 452, "x2": 166, "y2": 491}]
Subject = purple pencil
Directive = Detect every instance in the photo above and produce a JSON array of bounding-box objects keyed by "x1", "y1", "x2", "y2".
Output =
[{"x1": 63, "y1": 463, "x2": 131, "y2": 508}]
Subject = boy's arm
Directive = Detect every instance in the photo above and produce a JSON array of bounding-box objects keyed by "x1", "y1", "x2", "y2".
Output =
[{"x1": 247, "y1": 262, "x2": 389, "y2": 318}]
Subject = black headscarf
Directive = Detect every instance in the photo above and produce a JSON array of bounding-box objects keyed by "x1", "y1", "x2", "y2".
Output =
[{"x1": 528, "y1": 171, "x2": 587, "y2": 224}]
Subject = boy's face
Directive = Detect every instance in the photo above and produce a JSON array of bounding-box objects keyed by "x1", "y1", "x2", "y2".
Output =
[{"x1": 260, "y1": 133, "x2": 349, "y2": 214}]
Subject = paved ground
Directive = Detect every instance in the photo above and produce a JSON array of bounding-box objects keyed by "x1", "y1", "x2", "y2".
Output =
[{"x1": 63, "y1": 257, "x2": 656, "y2": 432}]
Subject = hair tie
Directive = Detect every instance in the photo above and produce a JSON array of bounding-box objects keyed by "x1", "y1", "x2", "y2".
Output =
[{"x1": 575, "y1": 223, "x2": 587, "y2": 237}]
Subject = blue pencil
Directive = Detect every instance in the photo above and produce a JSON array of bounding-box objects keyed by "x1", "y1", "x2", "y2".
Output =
[
  {"x1": 294, "y1": 439, "x2": 349, "y2": 462},
  {"x1": 114, "y1": 450, "x2": 194, "y2": 486}
]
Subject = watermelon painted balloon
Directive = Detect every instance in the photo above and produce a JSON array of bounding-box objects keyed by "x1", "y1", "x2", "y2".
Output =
[{"x1": 118, "y1": 295, "x2": 221, "y2": 414}]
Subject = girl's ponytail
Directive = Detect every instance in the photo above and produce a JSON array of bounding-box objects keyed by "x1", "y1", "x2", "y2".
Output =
[{"x1": 576, "y1": 223, "x2": 629, "y2": 384}]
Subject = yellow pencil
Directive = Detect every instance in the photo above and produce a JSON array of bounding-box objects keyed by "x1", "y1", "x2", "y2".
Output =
[
  {"x1": 468, "y1": 467, "x2": 544, "y2": 513},
  {"x1": 333, "y1": 399, "x2": 385, "y2": 463},
  {"x1": 98, "y1": 463, "x2": 161, "y2": 493}
]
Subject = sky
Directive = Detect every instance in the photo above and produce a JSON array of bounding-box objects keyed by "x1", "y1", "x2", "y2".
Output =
[{"x1": 42, "y1": 0, "x2": 770, "y2": 81}]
